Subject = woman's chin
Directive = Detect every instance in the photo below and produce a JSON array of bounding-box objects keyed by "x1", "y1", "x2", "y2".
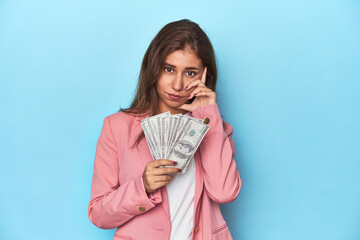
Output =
[{"x1": 166, "y1": 100, "x2": 185, "y2": 109}]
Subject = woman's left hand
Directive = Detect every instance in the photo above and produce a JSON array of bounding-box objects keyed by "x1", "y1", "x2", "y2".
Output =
[{"x1": 178, "y1": 67, "x2": 216, "y2": 112}]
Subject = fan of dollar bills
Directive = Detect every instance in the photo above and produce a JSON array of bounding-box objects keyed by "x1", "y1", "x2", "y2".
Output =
[{"x1": 141, "y1": 112, "x2": 210, "y2": 174}]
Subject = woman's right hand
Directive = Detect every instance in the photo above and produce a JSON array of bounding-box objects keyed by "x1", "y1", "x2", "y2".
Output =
[{"x1": 142, "y1": 159, "x2": 181, "y2": 194}]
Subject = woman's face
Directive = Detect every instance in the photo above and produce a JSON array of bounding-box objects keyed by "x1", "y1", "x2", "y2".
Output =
[{"x1": 156, "y1": 48, "x2": 203, "y2": 114}]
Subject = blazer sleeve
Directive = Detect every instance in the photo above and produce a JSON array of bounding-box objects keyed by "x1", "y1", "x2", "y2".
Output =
[
  {"x1": 88, "y1": 116, "x2": 162, "y2": 229},
  {"x1": 192, "y1": 103, "x2": 241, "y2": 204}
]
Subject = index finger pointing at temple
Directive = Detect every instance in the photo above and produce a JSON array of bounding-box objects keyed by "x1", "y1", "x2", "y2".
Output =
[{"x1": 201, "y1": 66, "x2": 207, "y2": 84}]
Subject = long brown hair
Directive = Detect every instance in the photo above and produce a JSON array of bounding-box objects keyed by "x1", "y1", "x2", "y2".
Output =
[{"x1": 120, "y1": 19, "x2": 218, "y2": 146}]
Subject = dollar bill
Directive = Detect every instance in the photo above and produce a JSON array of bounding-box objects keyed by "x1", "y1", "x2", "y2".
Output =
[
  {"x1": 166, "y1": 119, "x2": 209, "y2": 172},
  {"x1": 141, "y1": 112, "x2": 170, "y2": 159},
  {"x1": 141, "y1": 112, "x2": 210, "y2": 173}
]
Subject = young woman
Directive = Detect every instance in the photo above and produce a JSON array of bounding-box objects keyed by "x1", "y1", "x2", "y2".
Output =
[{"x1": 88, "y1": 19, "x2": 241, "y2": 240}]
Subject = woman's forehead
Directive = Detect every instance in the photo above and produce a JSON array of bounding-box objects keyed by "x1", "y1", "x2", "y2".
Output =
[{"x1": 164, "y1": 49, "x2": 202, "y2": 69}]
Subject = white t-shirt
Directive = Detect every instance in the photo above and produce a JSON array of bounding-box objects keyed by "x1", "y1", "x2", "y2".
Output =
[{"x1": 166, "y1": 113, "x2": 196, "y2": 240}]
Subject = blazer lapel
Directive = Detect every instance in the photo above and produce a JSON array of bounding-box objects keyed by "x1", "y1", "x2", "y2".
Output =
[
  {"x1": 191, "y1": 111, "x2": 204, "y2": 214},
  {"x1": 192, "y1": 105, "x2": 205, "y2": 224},
  {"x1": 137, "y1": 135, "x2": 153, "y2": 165},
  {"x1": 193, "y1": 150, "x2": 204, "y2": 222},
  {"x1": 134, "y1": 114, "x2": 153, "y2": 165}
]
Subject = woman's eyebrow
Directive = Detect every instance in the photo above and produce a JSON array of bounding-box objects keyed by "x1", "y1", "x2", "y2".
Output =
[{"x1": 164, "y1": 62, "x2": 200, "y2": 70}]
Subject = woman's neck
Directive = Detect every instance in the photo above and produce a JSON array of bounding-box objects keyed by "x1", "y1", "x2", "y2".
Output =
[{"x1": 156, "y1": 106, "x2": 188, "y2": 115}]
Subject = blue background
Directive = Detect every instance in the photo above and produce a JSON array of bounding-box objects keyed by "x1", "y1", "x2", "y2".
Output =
[{"x1": 1, "y1": 0, "x2": 359, "y2": 239}]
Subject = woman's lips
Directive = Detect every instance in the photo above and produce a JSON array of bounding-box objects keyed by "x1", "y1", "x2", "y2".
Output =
[{"x1": 167, "y1": 93, "x2": 184, "y2": 101}]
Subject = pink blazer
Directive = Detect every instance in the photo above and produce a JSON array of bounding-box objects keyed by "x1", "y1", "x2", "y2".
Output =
[{"x1": 88, "y1": 103, "x2": 241, "y2": 240}]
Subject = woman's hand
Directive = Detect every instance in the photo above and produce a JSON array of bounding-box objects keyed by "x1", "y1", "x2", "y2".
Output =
[
  {"x1": 142, "y1": 159, "x2": 181, "y2": 194},
  {"x1": 179, "y1": 67, "x2": 216, "y2": 112}
]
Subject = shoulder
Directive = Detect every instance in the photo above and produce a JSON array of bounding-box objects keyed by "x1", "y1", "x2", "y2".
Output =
[
  {"x1": 103, "y1": 111, "x2": 140, "y2": 133},
  {"x1": 106, "y1": 111, "x2": 136, "y2": 123}
]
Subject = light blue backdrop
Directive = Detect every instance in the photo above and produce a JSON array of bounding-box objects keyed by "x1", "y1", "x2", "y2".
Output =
[{"x1": 1, "y1": 0, "x2": 359, "y2": 239}]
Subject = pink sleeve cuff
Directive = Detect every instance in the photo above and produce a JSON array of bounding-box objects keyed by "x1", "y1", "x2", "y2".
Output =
[
  {"x1": 128, "y1": 175, "x2": 162, "y2": 215},
  {"x1": 191, "y1": 103, "x2": 221, "y2": 119},
  {"x1": 191, "y1": 103, "x2": 223, "y2": 138},
  {"x1": 139, "y1": 175, "x2": 162, "y2": 204}
]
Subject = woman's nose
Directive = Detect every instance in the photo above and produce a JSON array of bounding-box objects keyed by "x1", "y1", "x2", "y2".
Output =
[{"x1": 171, "y1": 73, "x2": 184, "y2": 91}]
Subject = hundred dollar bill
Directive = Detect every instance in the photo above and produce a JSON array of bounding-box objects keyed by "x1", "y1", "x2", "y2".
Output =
[
  {"x1": 141, "y1": 112, "x2": 210, "y2": 174},
  {"x1": 141, "y1": 119, "x2": 158, "y2": 160},
  {"x1": 166, "y1": 118, "x2": 210, "y2": 173},
  {"x1": 182, "y1": 114, "x2": 203, "y2": 123},
  {"x1": 167, "y1": 115, "x2": 180, "y2": 156},
  {"x1": 141, "y1": 112, "x2": 170, "y2": 159}
]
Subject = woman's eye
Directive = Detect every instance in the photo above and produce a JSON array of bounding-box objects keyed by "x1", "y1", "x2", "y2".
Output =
[
  {"x1": 186, "y1": 71, "x2": 197, "y2": 77},
  {"x1": 164, "y1": 67, "x2": 173, "y2": 72}
]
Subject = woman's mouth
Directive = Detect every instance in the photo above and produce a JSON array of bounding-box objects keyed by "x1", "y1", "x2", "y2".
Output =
[{"x1": 167, "y1": 93, "x2": 183, "y2": 101}]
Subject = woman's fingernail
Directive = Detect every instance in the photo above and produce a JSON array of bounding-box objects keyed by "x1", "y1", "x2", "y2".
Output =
[
  {"x1": 184, "y1": 86, "x2": 188, "y2": 90},
  {"x1": 194, "y1": 93, "x2": 198, "y2": 96},
  {"x1": 178, "y1": 168, "x2": 182, "y2": 172},
  {"x1": 188, "y1": 95, "x2": 192, "y2": 99},
  {"x1": 172, "y1": 161, "x2": 177, "y2": 165}
]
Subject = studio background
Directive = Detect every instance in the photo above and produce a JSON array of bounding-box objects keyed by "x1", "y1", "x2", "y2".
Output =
[{"x1": 1, "y1": 1, "x2": 359, "y2": 239}]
